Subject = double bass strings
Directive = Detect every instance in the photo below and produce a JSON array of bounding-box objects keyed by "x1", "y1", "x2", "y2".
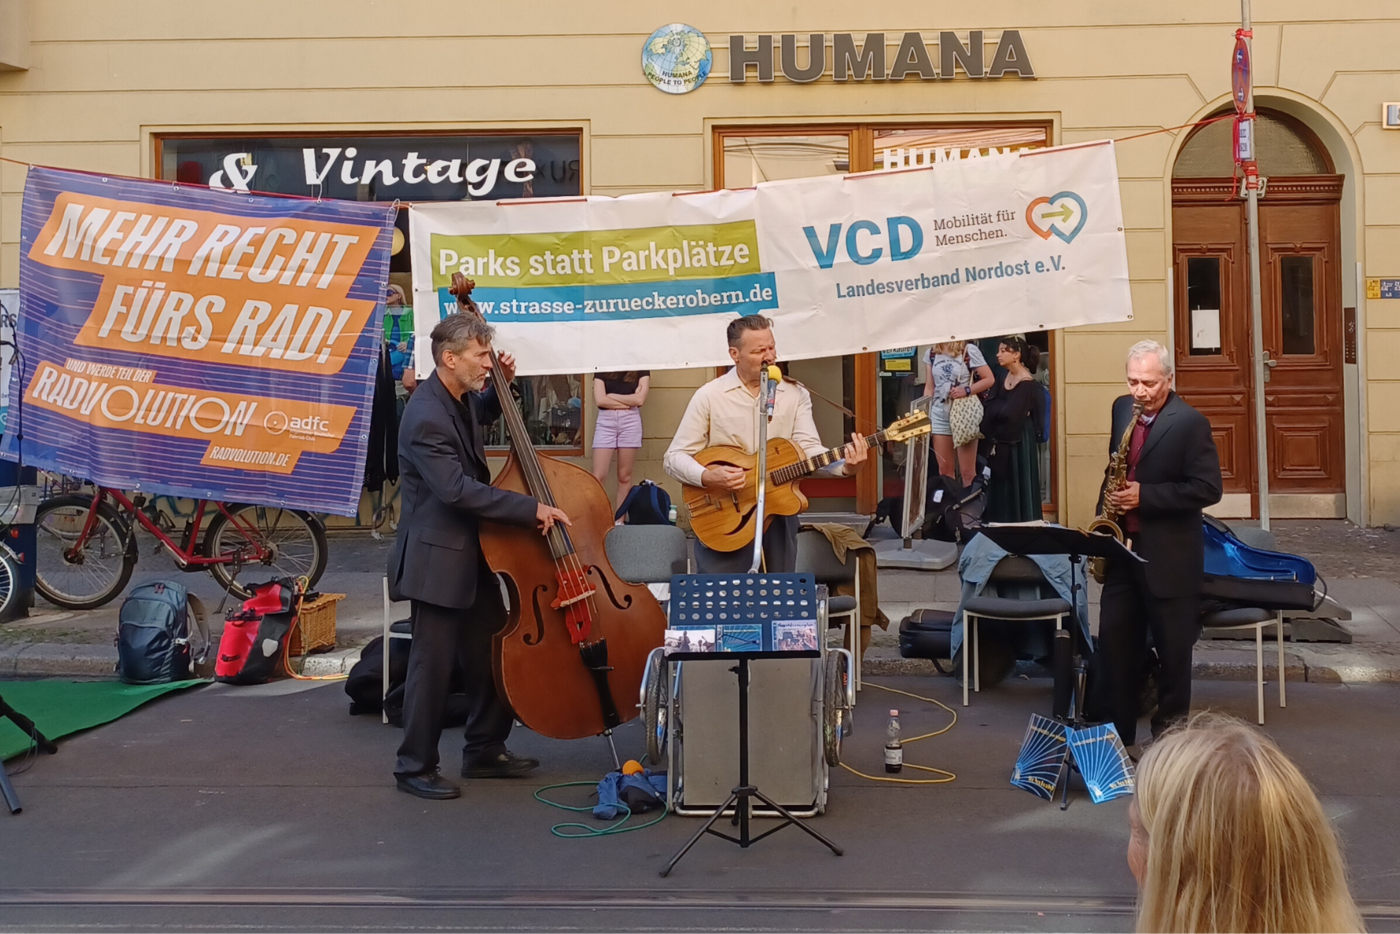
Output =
[{"x1": 486, "y1": 357, "x2": 603, "y2": 636}]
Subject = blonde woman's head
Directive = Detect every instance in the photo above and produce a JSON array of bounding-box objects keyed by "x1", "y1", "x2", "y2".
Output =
[
  {"x1": 932, "y1": 340, "x2": 968, "y2": 358},
  {"x1": 1132, "y1": 714, "x2": 1362, "y2": 933}
]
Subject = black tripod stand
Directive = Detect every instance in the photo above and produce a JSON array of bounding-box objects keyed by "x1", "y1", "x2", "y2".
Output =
[
  {"x1": 660, "y1": 653, "x2": 843, "y2": 876},
  {"x1": 0, "y1": 692, "x2": 58, "y2": 815},
  {"x1": 1050, "y1": 632, "x2": 1091, "y2": 810}
]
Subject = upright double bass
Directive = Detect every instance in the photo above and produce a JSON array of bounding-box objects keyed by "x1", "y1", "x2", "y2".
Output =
[{"x1": 451, "y1": 275, "x2": 667, "y2": 741}]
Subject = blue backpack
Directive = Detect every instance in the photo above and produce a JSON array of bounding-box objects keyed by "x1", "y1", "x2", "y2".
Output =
[
  {"x1": 116, "y1": 581, "x2": 208, "y2": 684},
  {"x1": 614, "y1": 480, "x2": 674, "y2": 525}
]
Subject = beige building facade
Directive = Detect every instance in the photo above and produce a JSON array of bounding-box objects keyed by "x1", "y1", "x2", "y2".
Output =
[{"x1": 1, "y1": 1, "x2": 1398, "y2": 527}]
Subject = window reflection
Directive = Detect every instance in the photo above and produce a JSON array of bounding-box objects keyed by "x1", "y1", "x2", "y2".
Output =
[
  {"x1": 722, "y1": 135, "x2": 850, "y2": 185},
  {"x1": 484, "y1": 375, "x2": 583, "y2": 449},
  {"x1": 1187, "y1": 257, "x2": 1223, "y2": 356}
]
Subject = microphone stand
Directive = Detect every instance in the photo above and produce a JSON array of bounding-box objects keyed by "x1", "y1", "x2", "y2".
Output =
[
  {"x1": 0, "y1": 692, "x2": 59, "y2": 815},
  {"x1": 749, "y1": 369, "x2": 774, "y2": 574}
]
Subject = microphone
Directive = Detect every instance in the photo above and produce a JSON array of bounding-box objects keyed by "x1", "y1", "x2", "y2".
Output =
[{"x1": 763, "y1": 365, "x2": 782, "y2": 421}]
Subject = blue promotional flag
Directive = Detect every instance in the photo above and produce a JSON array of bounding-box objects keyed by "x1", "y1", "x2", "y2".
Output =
[
  {"x1": 1011, "y1": 713, "x2": 1069, "y2": 800},
  {"x1": 1012, "y1": 715, "x2": 1135, "y2": 804},
  {"x1": 4, "y1": 167, "x2": 396, "y2": 515},
  {"x1": 1067, "y1": 723, "x2": 1135, "y2": 804}
]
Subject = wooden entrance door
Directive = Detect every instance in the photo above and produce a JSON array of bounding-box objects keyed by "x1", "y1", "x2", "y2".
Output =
[
  {"x1": 1171, "y1": 177, "x2": 1345, "y2": 511},
  {"x1": 1258, "y1": 187, "x2": 1345, "y2": 493},
  {"x1": 1171, "y1": 196, "x2": 1254, "y2": 498}
]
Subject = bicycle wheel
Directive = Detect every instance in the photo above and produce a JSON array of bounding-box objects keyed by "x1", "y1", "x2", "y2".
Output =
[
  {"x1": 203, "y1": 505, "x2": 328, "y2": 597},
  {"x1": 34, "y1": 494, "x2": 136, "y2": 610},
  {"x1": 0, "y1": 543, "x2": 19, "y2": 619}
]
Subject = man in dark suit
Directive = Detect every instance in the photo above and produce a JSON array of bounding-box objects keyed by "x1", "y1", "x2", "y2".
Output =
[
  {"x1": 1093, "y1": 340, "x2": 1222, "y2": 747},
  {"x1": 389, "y1": 299, "x2": 571, "y2": 800}
]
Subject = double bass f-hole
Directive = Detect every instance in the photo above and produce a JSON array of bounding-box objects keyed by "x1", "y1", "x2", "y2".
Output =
[
  {"x1": 526, "y1": 584, "x2": 549, "y2": 645},
  {"x1": 588, "y1": 565, "x2": 633, "y2": 612}
]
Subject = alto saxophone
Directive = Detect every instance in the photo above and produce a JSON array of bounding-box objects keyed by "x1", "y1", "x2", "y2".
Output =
[{"x1": 1083, "y1": 402, "x2": 1144, "y2": 583}]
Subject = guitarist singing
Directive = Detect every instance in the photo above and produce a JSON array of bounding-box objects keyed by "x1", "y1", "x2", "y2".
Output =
[{"x1": 663, "y1": 314, "x2": 869, "y2": 572}]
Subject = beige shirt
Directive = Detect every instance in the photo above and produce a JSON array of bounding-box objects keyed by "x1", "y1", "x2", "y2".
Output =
[{"x1": 663, "y1": 367, "x2": 839, "y2": 488}]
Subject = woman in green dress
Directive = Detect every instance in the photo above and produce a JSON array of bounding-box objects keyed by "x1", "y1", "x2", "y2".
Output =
[{"x1": 980, "y1": 337, "x2": 1046, "y2": 522}]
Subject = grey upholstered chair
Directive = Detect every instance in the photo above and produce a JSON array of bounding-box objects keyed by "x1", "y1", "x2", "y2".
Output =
[{"x1": 795, "y1": 529, "x2": 863, "y2": 692}]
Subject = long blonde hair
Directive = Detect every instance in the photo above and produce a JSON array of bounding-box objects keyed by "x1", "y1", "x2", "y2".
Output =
[
  {"x1": 931, "y1": 340, "x2": 968, "y2": 358},
  {"x1": 1134, "y1": 715, "x2": 1363, "y2": 933}
]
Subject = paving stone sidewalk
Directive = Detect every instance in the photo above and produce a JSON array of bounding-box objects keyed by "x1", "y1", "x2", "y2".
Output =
[{"x1": 3, "y1": 520, "x2": 1398, "y2": 683}]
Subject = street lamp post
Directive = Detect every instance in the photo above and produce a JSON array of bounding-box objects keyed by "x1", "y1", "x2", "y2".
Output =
[{"x1": 1237, "y1": 0, "x2": 1271, "y2": 530}]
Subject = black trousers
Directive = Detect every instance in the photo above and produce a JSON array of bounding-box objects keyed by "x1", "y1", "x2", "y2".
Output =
[
  {"x1": 1093, "y1": 557, "x2": 1201, "y2": 747},
  {"x1": 694, "y1": 515, "x2": 799, "y2": 574},
  {"x1": 394, "y1": 578, "x2": 513, "y2": 777}
]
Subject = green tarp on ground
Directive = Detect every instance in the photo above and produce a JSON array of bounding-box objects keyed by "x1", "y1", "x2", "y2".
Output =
[{"x1": 0, "y1": 679, "x2": 205, "y2": 760}]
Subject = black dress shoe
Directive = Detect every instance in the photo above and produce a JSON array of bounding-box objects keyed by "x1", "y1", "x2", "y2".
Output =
[
  {"x1": 395, "y1": 771, "x2": 461, "y2": 799},
  {"x1": 461, "y1": 750, "x2": 540, "y2": 779}
]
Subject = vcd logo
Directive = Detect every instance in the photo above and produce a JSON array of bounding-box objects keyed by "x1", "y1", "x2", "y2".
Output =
[{"x1": 803, "y1": 217, "x2": 924, "y2": 269}]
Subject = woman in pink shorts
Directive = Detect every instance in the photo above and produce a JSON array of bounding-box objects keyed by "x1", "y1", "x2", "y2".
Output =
[{"x1": 592, "y1": 371, "x2": 650, "y2": 512}]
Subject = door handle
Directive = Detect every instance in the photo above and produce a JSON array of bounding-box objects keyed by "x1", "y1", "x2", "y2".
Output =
[{"x1": 1262, "y1": 350, "x2": 1278, "y2": 382}]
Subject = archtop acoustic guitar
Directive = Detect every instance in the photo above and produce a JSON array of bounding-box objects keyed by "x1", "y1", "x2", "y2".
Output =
[{"x1": 682, "y1": 411, "x2": 932, "y2": 553}]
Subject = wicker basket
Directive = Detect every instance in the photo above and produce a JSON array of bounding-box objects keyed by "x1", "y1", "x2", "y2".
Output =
[{"x1": 289, "y1": 592, "x2": 344, "y2": 656}]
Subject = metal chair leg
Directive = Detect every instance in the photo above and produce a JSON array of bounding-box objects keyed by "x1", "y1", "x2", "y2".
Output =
[
  {"x1": 1277, "y1": 612, "x2": 1287, "y2": 709},
  {"x1": 382, "y1": 577, "x2": 391, "y2": 726},
  {"x1": 1255, "y1": 622, "x2": 1265, "y2": 725},
  {"x1": 974, "y1": 619, "x2": 982, "y2": 694},
  {"x1": 962, "y1": 618, "x2": 969, "y2": 707}
]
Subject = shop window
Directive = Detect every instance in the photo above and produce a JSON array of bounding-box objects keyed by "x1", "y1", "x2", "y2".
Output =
[
  {"x1": 719, "y1": 129, "x2": 860, "y2": 506},
  {"x1": 714, "y1": 121, "x2": 1057, "y2": 515},
  {"x1": 722, "y1": 134, "x2": 851, "y2": 184},
  {"x1": 157, "y1": 131, "x2": 587, "y2": 454},
  {"x1": 873, "y1": 124, "x2": 1048, "y2": 168}
]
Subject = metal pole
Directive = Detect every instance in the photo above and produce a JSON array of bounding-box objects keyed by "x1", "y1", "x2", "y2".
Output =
[
  {"x1": 749, "y1": 372, "x2": 771, "y2": 574},
  {"x1": 1241, "y1": 0, "x2": 1271, "y2": 530}
]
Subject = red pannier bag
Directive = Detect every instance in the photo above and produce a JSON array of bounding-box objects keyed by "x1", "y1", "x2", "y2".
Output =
[{"x1": 214, "y1": 579, "x2": 300, "y2": 685}]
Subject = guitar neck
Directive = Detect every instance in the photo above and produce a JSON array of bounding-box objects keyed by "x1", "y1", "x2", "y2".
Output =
[{"x1": 769, "y1": 429, "x2": 888, "y2": 486}]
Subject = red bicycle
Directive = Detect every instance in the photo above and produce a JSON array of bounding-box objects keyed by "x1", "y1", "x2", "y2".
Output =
[{"x1": 33, "y1": 487, "x2": 328, "y2": 610}]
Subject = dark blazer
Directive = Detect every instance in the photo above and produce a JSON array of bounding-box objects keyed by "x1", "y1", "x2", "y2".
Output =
[
  {"x1": 1100, "y1": 392, "x2": 1223, "y2": 599},
  {"x1": 388, "y1": 371, "x2": 538, "y2": 609}
]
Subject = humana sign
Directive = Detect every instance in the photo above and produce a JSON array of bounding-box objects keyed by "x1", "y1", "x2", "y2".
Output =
[{"x1": 728, "y1": 31, "x2": 1034, "y2": 83}]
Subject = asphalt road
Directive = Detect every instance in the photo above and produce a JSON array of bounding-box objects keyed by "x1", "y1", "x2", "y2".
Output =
[{"x1": 2, "y1": 674, "x2": 1398, "y2": 932}]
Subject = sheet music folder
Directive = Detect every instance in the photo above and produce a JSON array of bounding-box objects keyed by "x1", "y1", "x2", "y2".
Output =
[{"x1": 976, "y1": 523, "x2": 1147, "y2": 579}]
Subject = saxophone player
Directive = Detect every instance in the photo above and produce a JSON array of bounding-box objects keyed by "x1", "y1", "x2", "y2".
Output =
[{"x1": 1089, "y1": 341, "x2": 1222, "y2": 749}]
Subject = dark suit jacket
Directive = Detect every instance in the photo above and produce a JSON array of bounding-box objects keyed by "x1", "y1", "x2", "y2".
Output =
[
  {"x1": 1099, "y1": 392, "x2": 1223, "y2": 599},
  {"x1": 387, "y1": 371, "x2": 538, "y2": 609}
]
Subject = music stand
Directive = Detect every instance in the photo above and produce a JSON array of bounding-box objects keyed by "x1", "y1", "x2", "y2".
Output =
[
  {"x1": 660, "y1": 573, "x2": 843, "y2": 876},
  {"x1": 0, "y1": 692, "x2": 59, "y2": 815},
  {"x1": 974, "y1": 524, "x2": 1144, "y2": 809}
]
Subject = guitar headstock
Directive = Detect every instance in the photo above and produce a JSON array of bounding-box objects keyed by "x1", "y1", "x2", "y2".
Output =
[{"x1": 885, "y1": 410, "x2": 933, "y2": 441}]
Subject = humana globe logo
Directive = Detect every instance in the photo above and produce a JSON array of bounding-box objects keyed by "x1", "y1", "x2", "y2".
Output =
[{"x1": 642, "y1": 24, "x2": 712, "y2": 94}]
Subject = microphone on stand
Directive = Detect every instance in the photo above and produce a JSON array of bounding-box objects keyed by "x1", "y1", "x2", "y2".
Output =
[{"x1": 763, "y1": 365, "x2": 782, "y2": 421}]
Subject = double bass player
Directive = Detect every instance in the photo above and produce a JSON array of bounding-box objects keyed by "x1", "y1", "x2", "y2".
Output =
[{"x1": 388, "y1": 274, "x2": 571, "y2": 801}]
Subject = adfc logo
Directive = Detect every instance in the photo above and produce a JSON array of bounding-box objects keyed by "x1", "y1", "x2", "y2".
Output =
[{"x1": 1025, "y1": 191, "x2": 1088, "y2": 243}]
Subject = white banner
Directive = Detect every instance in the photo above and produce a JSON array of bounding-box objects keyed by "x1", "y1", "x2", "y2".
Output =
[{"x1": 410, "y1": 141, "x2": 1132, "y2": 375}]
